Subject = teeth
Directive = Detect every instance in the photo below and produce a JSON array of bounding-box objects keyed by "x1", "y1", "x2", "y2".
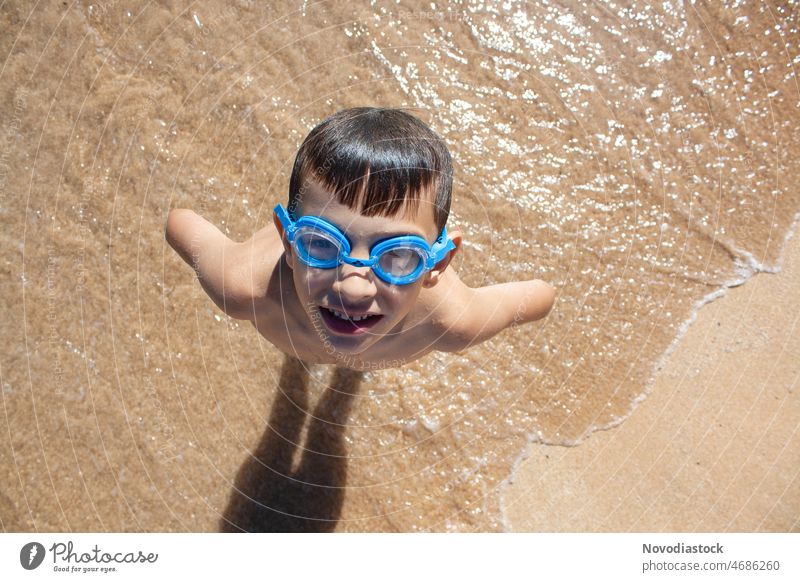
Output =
[{"x1": 327, "y1": 308, "x2": 374, "y2": 322}]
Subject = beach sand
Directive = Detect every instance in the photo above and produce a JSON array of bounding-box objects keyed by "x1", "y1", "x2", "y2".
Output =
[{"x1": 504, "y1": 229, "x2": 800, "y2": 532}]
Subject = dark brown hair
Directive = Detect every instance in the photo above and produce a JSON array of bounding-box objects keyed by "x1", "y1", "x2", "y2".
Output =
[{"x1": 288, "y1": 107, "x2": 453, "y2": 231}]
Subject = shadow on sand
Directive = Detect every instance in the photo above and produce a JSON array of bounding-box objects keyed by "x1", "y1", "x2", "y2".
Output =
[{"x1": 220, "y1": 355, "x2": 363, "y2": 532}]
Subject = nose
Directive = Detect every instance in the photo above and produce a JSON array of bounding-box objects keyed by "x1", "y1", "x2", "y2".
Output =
[{"x1": 332, "y1": 251, "x2": 378, "y2": 302}]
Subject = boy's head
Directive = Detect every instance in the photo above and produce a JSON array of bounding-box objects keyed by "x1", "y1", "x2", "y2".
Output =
[
  {"x1": 287, "y1": 107, "x2": 453, "y2": 232},
  {"x1": 276, "y1": 108, "x2": 459, "y2": 359}
]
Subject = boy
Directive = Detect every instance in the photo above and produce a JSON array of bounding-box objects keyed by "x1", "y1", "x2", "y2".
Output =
[{"x1": 166, "y1": 108, "x2": 554, "y2": 371}]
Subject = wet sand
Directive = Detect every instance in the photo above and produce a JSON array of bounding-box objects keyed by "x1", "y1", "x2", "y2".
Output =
[{"x1": 505, "y1": 228, "x2": 800, "y2": 532}]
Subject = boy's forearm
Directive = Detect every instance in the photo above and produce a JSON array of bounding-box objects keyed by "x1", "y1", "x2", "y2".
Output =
[{"x1": 505, "y1": 279, "x2": 556, "y2": 326}]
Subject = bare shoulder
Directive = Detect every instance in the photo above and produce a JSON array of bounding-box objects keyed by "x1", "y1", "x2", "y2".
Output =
[
  {"x1": 221, "y1": 221, "x2": 287, "y2": 321},
  {"x1": 415, "y1": 267, "x2": 479, "y2": 351},
  {"x1": 417, "y1": 268, "x2": 556, "y2": 353}
]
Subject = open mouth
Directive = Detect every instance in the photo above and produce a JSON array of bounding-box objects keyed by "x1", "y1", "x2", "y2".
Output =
[{"x1": 318, "y1": 306, "x2": 384, "y2": 335}]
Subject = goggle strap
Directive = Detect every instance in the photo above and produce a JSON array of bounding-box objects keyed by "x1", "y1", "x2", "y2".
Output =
[
  {"x1": 274, "y1": 204, "x2": 296, "y2": 237},
  {"x1": 429, "y1": 226, "x2": 455, "y2": 265}
]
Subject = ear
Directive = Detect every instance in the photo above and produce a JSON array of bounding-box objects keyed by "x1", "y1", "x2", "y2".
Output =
[
  {"x1": 422, "y1": 228, "x2": 462, "y2": 288},
  {"x1": 273, "y1": 208, "x2": 296, "y2": 270}
]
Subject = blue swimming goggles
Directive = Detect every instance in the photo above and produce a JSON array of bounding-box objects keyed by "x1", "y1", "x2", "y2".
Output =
[{"x1": 274, "y1": 204, "x2": 455, "y2": 285}]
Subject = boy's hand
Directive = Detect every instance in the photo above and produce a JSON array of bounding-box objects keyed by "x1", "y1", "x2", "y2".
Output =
[{"x1": 165, "y1": 209, "x2": 271, "y2": 320}]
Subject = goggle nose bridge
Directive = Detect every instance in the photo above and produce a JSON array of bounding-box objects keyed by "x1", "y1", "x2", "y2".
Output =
[{"x1": 340, "y1": 255, "x2": 374, "y2": 269}]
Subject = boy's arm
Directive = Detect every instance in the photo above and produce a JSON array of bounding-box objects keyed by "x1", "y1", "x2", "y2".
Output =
[
  {"x1": 437, "y1": 277, "x2": 555, "y2": 352},
  {"x1": 165, "y1": 209, "x2": 272, "y2": 321}
]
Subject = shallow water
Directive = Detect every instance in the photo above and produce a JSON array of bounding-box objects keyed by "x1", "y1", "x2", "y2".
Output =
[{"x1": 1, "y1": 1, "x2": 798, "y2": 531}]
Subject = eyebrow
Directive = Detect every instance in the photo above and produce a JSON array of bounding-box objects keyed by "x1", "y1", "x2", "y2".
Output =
[
  {"x1": 300, "y1": 180, "x2": 435, "y2": 240},
  {"x1": 375, "y1": 227, "x2": 429, "y2": 239},
  {"x1": 352, "y1": 226, "x2": 430, "y2": 245},
  {"x1": 324, "y1": 218, "x2": 430, "y2": 244}
]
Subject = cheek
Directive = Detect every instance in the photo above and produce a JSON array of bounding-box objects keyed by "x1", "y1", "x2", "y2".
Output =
[
  {"x1": 295, "y1": 266, "x2": 334, "y2": 297},
  {"x1": 380, "y1": 284, "x2": 421, "y2": 313}
]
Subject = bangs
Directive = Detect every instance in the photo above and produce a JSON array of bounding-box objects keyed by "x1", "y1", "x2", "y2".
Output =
[
  {"x1": 299, "y1": 143, "x2": 445, "y2": 220},
  {"x1": 288, "y1": 108, "x2": 453, "y2": 230}
]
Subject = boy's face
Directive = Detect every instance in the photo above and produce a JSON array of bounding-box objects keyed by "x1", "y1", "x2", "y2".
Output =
[{"x1": 280, "y1": 178, "x2": 441, "y2": 358}]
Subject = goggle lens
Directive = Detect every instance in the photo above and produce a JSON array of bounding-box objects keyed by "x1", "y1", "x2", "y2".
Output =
[
  {"x1": 378, "y1": 247, "x2": 423, "y2": 278},
  {"x1": 296, "y1": 228, "x2": 341, "y2": 263}
]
